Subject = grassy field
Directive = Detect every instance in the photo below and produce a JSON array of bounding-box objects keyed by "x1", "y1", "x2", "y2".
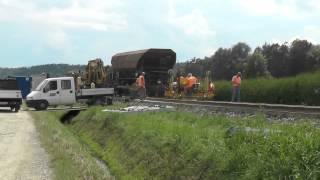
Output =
[
  {"x1": 65, "y1": 106, "x2": 320, "y2": 179},
  {"x1": 214, "y1": 70, "x2": 320, "y2": 105},
  {"x1": 31, "y1": 111, "x2": 114, "y2": 180}
]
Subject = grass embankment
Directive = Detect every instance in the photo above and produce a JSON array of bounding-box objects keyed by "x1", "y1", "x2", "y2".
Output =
[
  {"x1": 31, "y1": 111, "x2": 114, "y2": 180},
  {"x1": 214, "y1": 71, "x2": 320, "y2": 105},
  {"x1": 67, "y1": 106, "x2": 320, "y2": 179}
]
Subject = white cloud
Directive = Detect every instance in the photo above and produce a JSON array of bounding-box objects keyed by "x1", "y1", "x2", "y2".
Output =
[
  {"x1": 45, "y1": 30, "x2": 71, "y2": 51},
  {"x1": 233, "y1": 0, "x2": 279, "y2": 15},
  {"x1": 269, "y1": 25, "x2": 320, "y2": 45},
  {"x1": 0, "y1": 0, "x2": 128, "y2": 31},
  {"x1": 167, "y1": 1, "x2": 215, "y2": 39},
  {"x1": 299, "y1": 25, "x2": 320, "y2": 43},
  {"x1": 232, "y1": 0, "x2": 311, "y2": 19},
  {"x1": 307, "y1": 0, "x2": 320, "y2": 10},
  {"x1": 0, "y1": 0, "x2": 128, "y2": 53},
  {"x1": 202, "y1": 47, "x2": 217, "y2": 57}
]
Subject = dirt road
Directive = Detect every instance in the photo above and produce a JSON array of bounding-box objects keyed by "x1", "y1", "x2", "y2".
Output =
[{"x1": 0, "y1": 110, "x2": 51, "y2": 180}]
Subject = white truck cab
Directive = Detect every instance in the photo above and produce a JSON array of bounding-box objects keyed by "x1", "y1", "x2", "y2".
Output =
[{"x1": 27, "y1": 77, "x2": 113, "y2": 110}]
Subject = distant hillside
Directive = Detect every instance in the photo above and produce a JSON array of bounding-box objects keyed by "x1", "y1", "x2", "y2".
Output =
[{"x1": 0, "y1": 64, "x2": 86, "y2": 78}]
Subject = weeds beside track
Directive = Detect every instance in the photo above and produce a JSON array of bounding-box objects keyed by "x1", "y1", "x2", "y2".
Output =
[
  {"x1": 214, "y1": 70, "x2": 320, "y2": 105},
  {"x1": 66, "y1": 106, "x2": 320, "y2": 179},
  {"x1": 31, "y1": 111, "x2": 114, "y2": 180}
]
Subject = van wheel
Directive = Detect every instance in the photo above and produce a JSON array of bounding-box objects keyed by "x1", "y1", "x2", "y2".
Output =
[{"x1": 37, "y1": 101, "x2": 48, "y2": 110}]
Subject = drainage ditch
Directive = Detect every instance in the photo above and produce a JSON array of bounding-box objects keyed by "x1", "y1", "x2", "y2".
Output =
[{"x1": 60, "y1": 110, "x2": 81, "y2": 124}]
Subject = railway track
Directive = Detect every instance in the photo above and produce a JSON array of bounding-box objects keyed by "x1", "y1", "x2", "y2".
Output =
[{"x1": 143, "y1": 97, "x2": 320, "y2": 118}]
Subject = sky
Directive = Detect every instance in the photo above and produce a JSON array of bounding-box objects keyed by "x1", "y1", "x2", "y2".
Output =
[{"x1": 0, "y1": 0, "x2": 320, "y2": 67}]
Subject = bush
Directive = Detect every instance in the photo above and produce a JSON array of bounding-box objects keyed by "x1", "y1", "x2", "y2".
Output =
[{"x1": 214, "y1": 71, "x2": 320, "y2": 105}]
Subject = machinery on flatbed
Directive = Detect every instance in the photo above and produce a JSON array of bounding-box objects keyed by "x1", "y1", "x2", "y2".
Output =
[
  {"x1": 82, "y1": 58, "x2": 107, "y2": 88},
  {"x1": 26, "y1": 77, "x2": 113, "y2": 110},
  {"x1": 0, "y1": 79, "x2": 22, "y2": 112},
  {"x1": 165, "y1": 71, "x2": 215, "y2": 100}
]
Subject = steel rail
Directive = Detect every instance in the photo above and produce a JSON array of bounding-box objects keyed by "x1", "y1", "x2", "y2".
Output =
[{"x1": 144, "y1": 98, "x2": 320, "y2": 117}]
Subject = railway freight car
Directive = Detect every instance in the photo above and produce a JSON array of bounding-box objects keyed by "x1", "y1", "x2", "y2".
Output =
[{"x1": 111, "y1": 48, "x2": 176, "y2": 97}]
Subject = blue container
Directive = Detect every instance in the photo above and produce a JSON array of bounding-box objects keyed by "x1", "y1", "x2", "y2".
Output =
[{"x1": 15, "y1": 76, "x2": 32, "y2": 99}]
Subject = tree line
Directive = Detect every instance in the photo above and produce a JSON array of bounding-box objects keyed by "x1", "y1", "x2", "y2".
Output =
[
  {"x1": 0, "y1": 64, "x2": 86, "y2": 78},
  {"x1": 2, "y1": 40, "x2": 320, "y2": 81},
  {"x1": 177, "y1": 39, "x2": 320, "y2": 80}
]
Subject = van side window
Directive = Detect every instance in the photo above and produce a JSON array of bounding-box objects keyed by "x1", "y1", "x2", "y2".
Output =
[
  {"x1": 61, "y1": 80, "x2": 71, "y2": 90},
  {"x1": 49, "y1": 81, "x2": 57, "y2": 90}
]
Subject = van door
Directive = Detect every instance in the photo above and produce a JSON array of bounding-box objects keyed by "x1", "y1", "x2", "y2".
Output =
[
  {"x1": 59, "y1": 79, "x2": 76, "y2": 105},
  {"x1": 42, "y1": 80, "x2": 60, "y2": 105}
]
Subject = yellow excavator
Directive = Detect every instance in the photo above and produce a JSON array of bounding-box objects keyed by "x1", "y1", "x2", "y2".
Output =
[
  {"x1": 82, "y1": 58, "x2": 107, "y2": 87},
  {"x1": 71, "y1": 58, "x2": 108, "y2": 89}
]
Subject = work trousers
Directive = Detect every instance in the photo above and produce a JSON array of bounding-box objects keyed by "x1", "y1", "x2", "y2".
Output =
[
  {"x1": 231, "y1": 86, "x2": 240, "y2": 102},
  {"x1": 138, "y1": 87, "x2": 146, "y2": 99}
]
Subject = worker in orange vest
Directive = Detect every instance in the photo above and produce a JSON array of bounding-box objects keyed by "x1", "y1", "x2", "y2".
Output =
[
  {"x1": 137, "y1": 72, "x2": 146, "y2": 99},
  {"x1": 231, "y1": 72, "x2": 242, "y2": 102},
  {"x1": 186, "y1": 73, "x2": 197, "y2": 96}
]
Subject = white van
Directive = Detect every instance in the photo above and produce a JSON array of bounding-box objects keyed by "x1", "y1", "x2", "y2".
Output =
[{"x1": 26, "y1": 77, "x2": 113, "y2": 110}]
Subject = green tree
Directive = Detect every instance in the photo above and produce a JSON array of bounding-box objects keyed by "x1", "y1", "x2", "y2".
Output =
[
  {"x1": 289, "y1": 39, "x2": 313, "y2": 75},
  {"x1": 231, "y1": 42, "x2": 251, "y2": 72},
  {"x1": 210, "y1": 43, "x2": 251, "y2": 80},
  {"x1": 306, "y1": 45, "x2": 320, "y2": 70},
  {"x1": 211, "y1": 48, "x2": 233, "y2": 80},
  {"x1": 261, "y1": 43, "x2": 290, "y2": 77},
  {"x1": 231, "y1": 42, "x2": 251, "y2": 60},
  {"x1": 244, "y1": 52, "x2": 269, "y2": 78}
]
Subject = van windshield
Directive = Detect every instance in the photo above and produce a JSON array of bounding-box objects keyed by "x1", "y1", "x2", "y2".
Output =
[{"x1": 35, "y1": 80, "x2": 48, "y2": 91}]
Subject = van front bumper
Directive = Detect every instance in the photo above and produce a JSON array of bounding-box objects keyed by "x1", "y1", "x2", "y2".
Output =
[{"x1": 26, "y1": 100, "x2": 39, "y2": 108}]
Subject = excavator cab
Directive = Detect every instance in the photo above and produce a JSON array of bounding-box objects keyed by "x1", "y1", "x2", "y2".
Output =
[{"x1": 82, "y1": 58, "x2": 107, "y2": 88}]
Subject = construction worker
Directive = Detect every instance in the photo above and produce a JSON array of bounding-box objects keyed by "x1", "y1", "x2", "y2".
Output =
[
  {"x1": 90, "y1": 82, "x2": 96, "y2": 89},
  {"x1": 231, "y1": 72, "x2": 242, "y2": 102},
  {"x1": 209, "y1": 82, "x2": 215, "y2": 92},
  {"x1": 178, "y1": 76, "x2": 185, "y2": 93},
  {"x1": 76, "y1": 76, "x2": 82, "y2": 90},
  {"x1": 186, "y1": 73, "x2": 197, "y2": 96},
  {"x1": 137, "y1": 72, "x2": 146, "y2": 99}
]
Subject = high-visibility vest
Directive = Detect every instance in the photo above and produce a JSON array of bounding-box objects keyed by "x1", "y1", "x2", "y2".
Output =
[
  {"x1": 138, "y1": 75, "x2": 145, "y2": 88},
  {"x1": 187, "y1": 76, "x2": 197, "y2": 88},
  {"x1": 180, "y1": 77, "x2": 188, "y2": 86},
  {"x1": 232, "y1": 75, "x2": 241, "y2": 87}
]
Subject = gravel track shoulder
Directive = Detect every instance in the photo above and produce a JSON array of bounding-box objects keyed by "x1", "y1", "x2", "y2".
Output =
[{"x1": 0, "y1": 110, "x2": 51, "y2": 180}]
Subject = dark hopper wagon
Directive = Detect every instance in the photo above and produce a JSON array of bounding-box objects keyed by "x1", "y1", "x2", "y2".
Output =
[{"x1": 111, "y1": 48, "x2": 176, "y2": 96}]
